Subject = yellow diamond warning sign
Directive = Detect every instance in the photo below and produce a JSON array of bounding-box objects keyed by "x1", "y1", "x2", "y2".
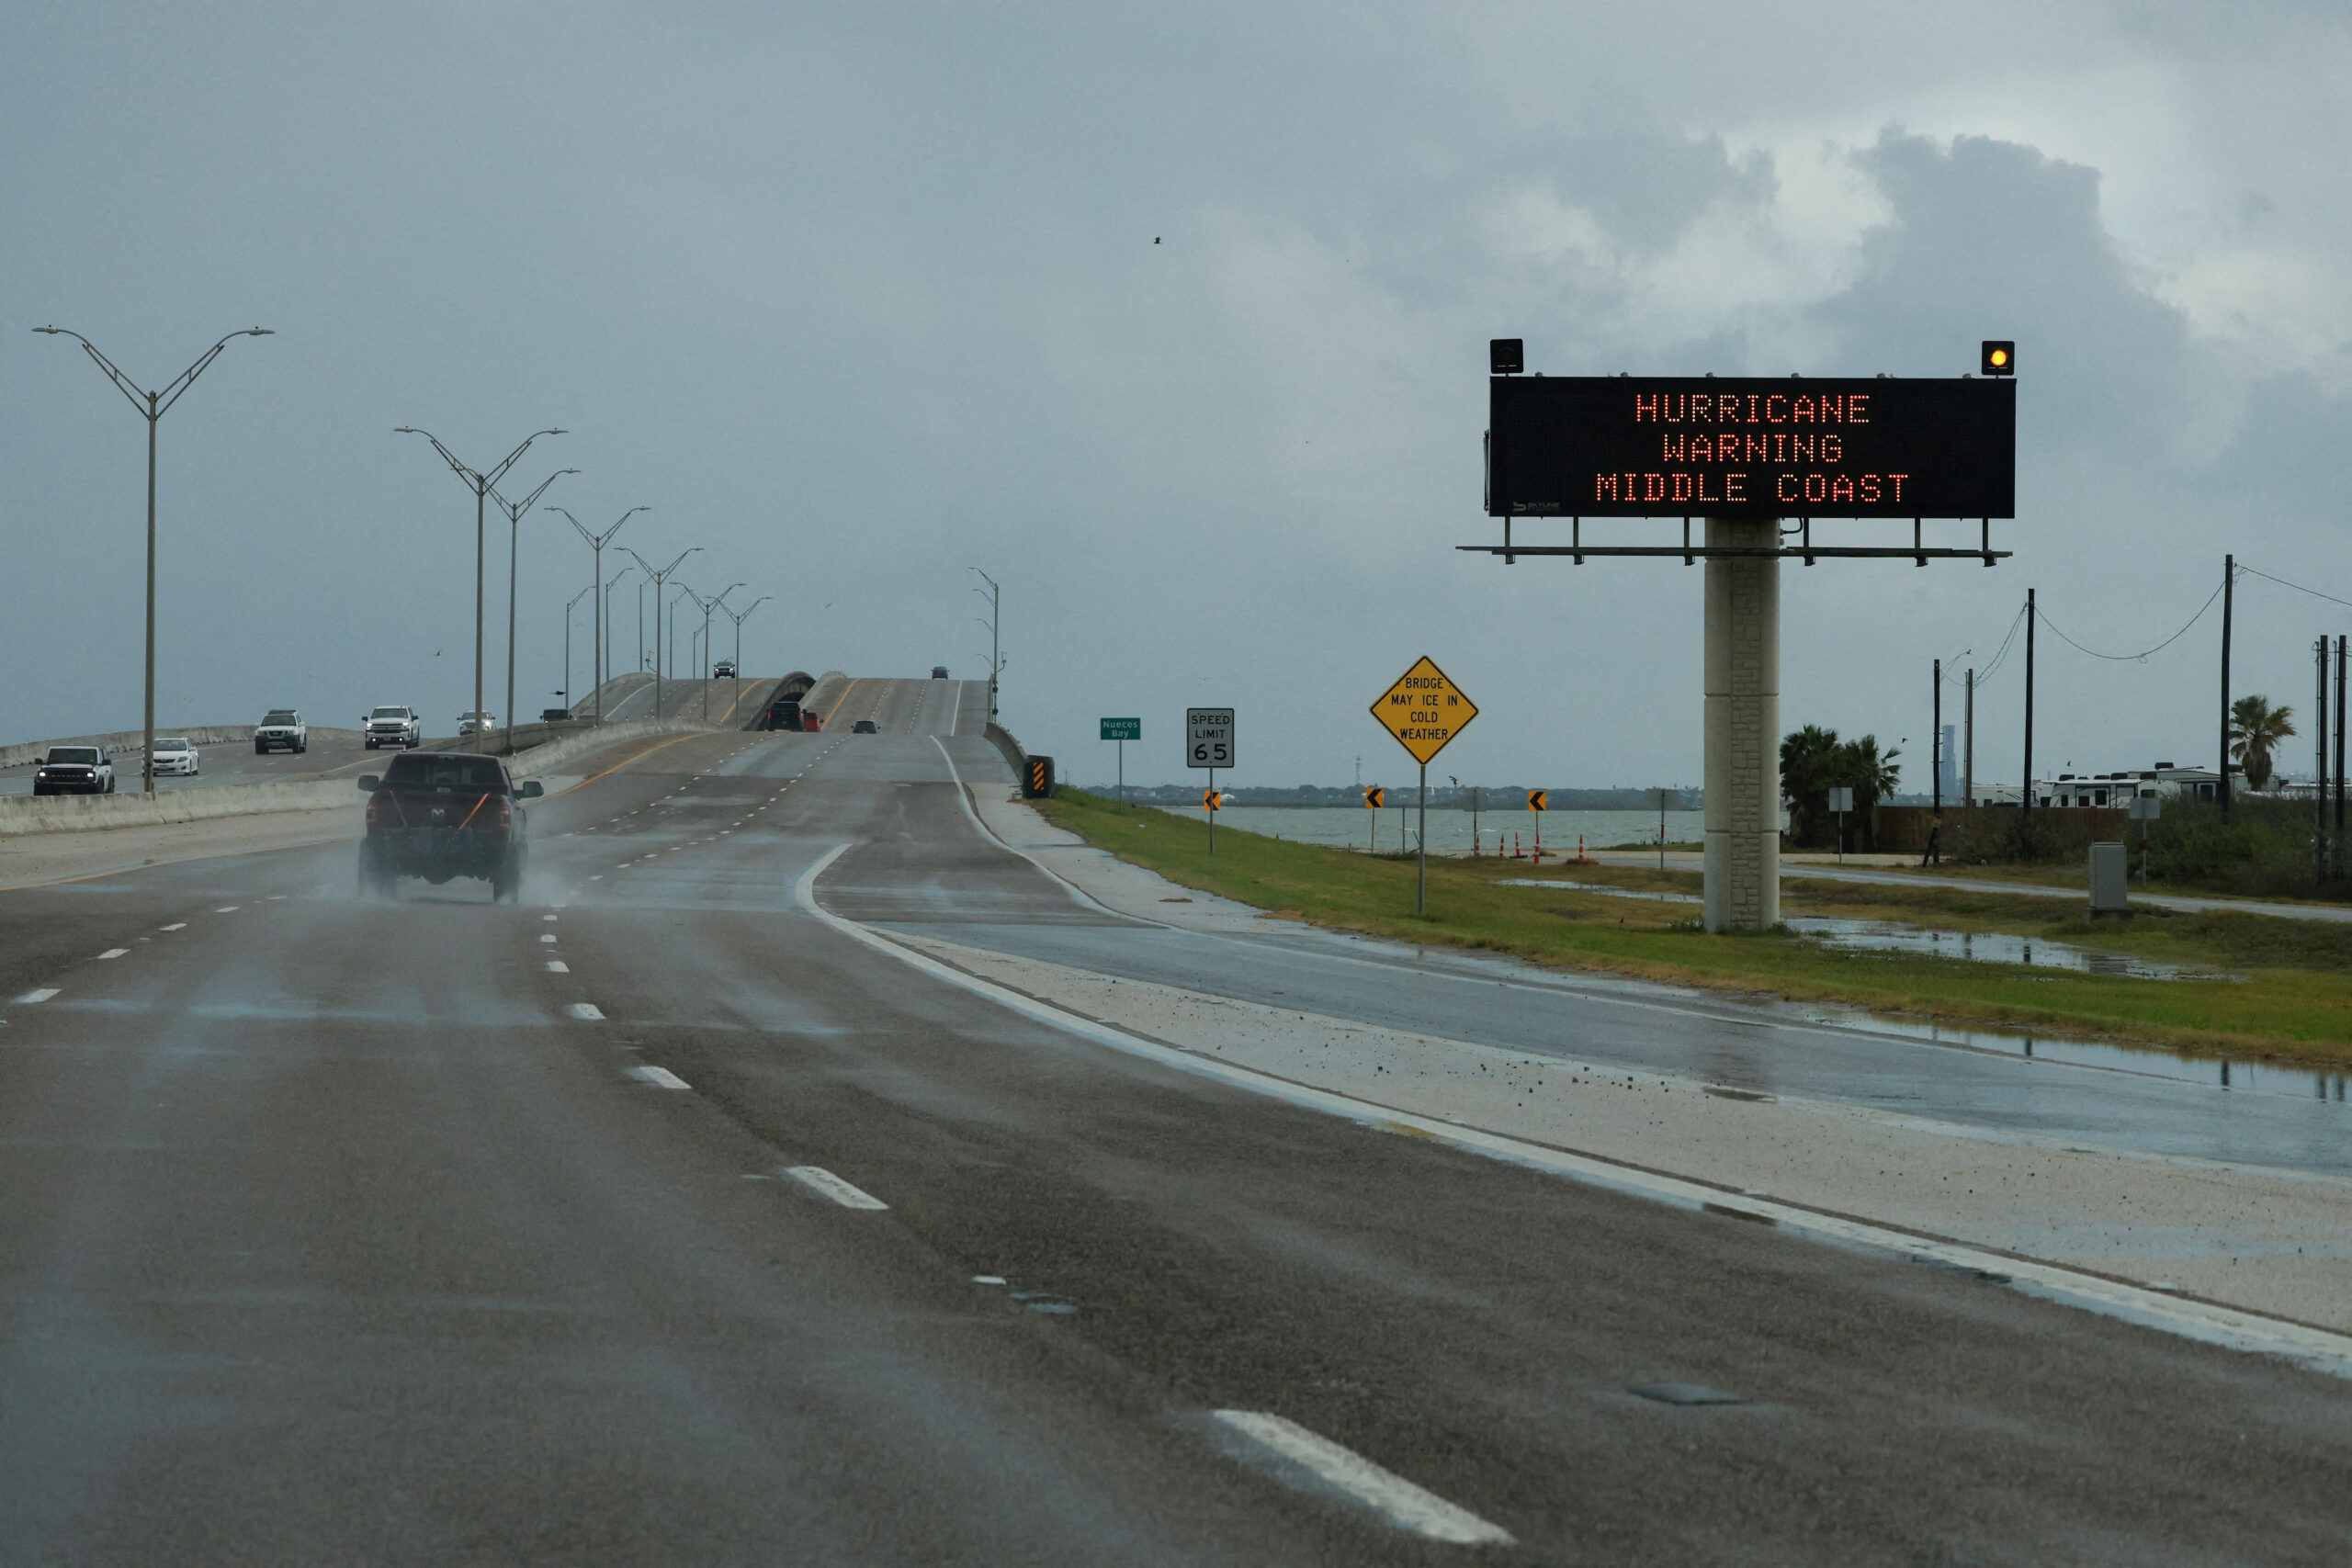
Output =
[{"x1": 1370, "y1": 656, "x2": 1478, "y2": 765}]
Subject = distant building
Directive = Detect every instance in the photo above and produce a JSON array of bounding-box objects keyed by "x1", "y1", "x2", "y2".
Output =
[
  {"x1": 1963, "y1": 763, "x2": 2222, "y2": 809},
  {"x1": 1938, "y1": 725, "x2": 1959, "y2": 802}
]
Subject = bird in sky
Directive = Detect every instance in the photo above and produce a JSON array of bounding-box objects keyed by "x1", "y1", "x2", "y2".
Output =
[{"x1": 1154, "y1": 236, "x2": 1160, "y2": 244}]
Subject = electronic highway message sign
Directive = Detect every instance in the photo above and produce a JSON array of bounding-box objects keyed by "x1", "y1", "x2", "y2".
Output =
[{"x1": 1487, "y1": 377, "x2": 2014, "y2": 520}]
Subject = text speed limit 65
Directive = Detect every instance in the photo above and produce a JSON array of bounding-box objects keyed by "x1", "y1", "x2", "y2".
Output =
[{"x1": 1186, "y1": 707, "x2": 1235, "y2": 770}]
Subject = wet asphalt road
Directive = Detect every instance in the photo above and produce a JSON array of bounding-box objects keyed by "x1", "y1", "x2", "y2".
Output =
[{"x1": 0, "y1": 677, "x2": 2346, "y2": 1563}]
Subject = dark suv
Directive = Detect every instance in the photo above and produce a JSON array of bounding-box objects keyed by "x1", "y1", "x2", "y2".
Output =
[{"x1": 357, "y1": 751, "x2": 542, "y2": 900}]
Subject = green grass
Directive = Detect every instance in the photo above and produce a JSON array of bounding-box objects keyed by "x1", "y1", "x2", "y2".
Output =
[{"x1": 1036, "y1": 790, "x2": 2352, "y2": 1067}]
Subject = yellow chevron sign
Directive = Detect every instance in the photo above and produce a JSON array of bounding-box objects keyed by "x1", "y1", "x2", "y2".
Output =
[
  {"x1": 1370, "y1": 656, "x2": 1478, "y2": 765},
  {"x1": 1364, "y1": 786, "x2": 1385, "y2": 808},
  {"x1": 1528, "y1": 790, "x2": 1546, "y2": 811}
]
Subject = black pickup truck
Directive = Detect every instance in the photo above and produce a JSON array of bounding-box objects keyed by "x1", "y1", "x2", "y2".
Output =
[{"x1": 357, "y1": 751, "x2": 542, "y2": 900}]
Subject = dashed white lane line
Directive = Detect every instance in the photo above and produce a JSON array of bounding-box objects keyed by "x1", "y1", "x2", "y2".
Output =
[
  {"x1": 16, "y1": 988, "x2": 59, "y2": 1004},
  {"x1": 546, "y1": 961, "x2": 570, "y2": 973},
  {"x1": 96, "y1": 949, "x2": 128, "y2": 960},
  {"x1": 567, "y1": 1002, "x2": 604, "y2": 1021},
  {"x1": 542, "y1": 915, "x2": 560, "y2": 922},
  {"x1": 160, "y1": 923, "x2": 186, "y2": 931},
  {"x1": 783, "y1": 1167, "x2": 890, "y2": 1210},
  {"x1": 628, "y1": 1064, "x2": 690, "y2": 1089},
  {"x1": 1210, "y1": 1410, "x2": 1512, "y2": 1545},
  {"x1": 539, "y1": 934, "x2": 559, "y2": 944}
]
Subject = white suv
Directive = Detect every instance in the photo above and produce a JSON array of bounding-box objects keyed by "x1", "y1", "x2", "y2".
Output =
[
  {"x1": 254, "y1": 709, "x2": 307, "y2": 754},
  {"x1": 364, "y1": 705, "x2": 422, "y2": 750},
  {"x1": 457, "y1": 711, "x2": 498, "y2": 738}
]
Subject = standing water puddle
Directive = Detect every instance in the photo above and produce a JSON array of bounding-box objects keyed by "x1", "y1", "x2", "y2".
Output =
[
  {"x1": 1783, "y1": 918, "x2": 2222, "y2": 981},
  {"x1": 1498, "y1": 879, "x2": 2220, "y2": 979}
]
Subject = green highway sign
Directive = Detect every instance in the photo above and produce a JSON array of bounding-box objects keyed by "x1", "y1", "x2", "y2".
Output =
[{"x1": 1100, "y1": 716, "x2": 1141, "y2": 740}]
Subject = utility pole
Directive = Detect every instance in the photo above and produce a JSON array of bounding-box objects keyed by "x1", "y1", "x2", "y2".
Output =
[
  {"x1": 1932, "y1": 658, "x2": 1942, "y2": 816},
  {"x1": 2220, "y1": 554, "x2": 2235, "y2": 818},
  {"x1": 491, "y1": 468, "x2": 577, "y2": 752},
  {"x1": 396, "y1": 426, "x2": 566, "y2": 743},
  {"x1": 2023, "y1": 589, "x2": 2036, "y2": 826},
  {"x1": 2337, "y1": 637, "x2": 2347, "y2": 862},
  {"x1": 2320, "y1": 637, "x2": 2332, "y2": 877},
  {"x1": 33, "y1": 324, "x2": 274, "y2": 794},
  {"x1": 1962, "y1": 668, "x2": 1974, "y2": 811}
]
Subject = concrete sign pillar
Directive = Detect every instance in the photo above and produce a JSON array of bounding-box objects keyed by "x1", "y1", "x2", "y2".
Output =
[{"x1": 1702, "y1": 516, "x2": 1781, "y2": 931}]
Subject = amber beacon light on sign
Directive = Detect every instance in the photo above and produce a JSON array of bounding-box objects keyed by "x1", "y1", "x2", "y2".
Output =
[{"x1": 1981, "y1": 340, "x2": 2014, "y2": 377}]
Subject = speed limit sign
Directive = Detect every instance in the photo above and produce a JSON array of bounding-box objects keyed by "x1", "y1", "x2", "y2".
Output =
[{"x1": 1186, "y1": 707, "x2": 1235, "y2": 769}]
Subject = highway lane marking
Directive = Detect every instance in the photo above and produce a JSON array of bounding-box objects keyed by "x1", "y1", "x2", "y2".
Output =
[
  {"x1": 1210, "y1": 1411, "x2": 1512, "y2": 1546},
  {"x1": 215, "y1": 906, "x2": 239, "y2": 913},
  {"x1": 568, "y1": 1002, "x2": 605, "y2": 1020},
  {"x1": 547, "y1": 961, "x2": 570, "y2": 973},
  {"x1": 96, "y1": 949, "x2": 128, "y2": 960},
  {"x1": 16, "y1": 989, "x2": 58, "y2": 1004},
  {"x1": 627, "y1": 1065, "x2": 690, "y2": 1089},
  {"x1": 793, "y1": 842, "x2": 2352, "y2": 1382},
  {"x1": 539, "y1": 934, "x2": 559, "y2": 944},
  {"x1": 160, "y1": 923, "x2": 186, "y2": 931},
  {"x1": 542, "y1": 914, "x2": 559, "y2": 921},
  {"x1": 782, "y1": 1166, "x2": 889, "y2": 1210}
]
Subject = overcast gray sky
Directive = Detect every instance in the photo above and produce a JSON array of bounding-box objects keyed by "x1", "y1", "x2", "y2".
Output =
[{"x1": 6, "y1": 2, "x2": 2346, "y2": 790}]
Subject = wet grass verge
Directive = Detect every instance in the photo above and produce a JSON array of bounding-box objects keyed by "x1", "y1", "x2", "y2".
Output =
[{"x1": 1034, "y1": 789, "x2": 2352, "y2": 1067}]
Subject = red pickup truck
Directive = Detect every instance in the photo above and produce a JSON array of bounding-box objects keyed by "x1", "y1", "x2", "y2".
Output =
[{"x1": 357, "y1": 751, "x2": 542, "y2": 900}]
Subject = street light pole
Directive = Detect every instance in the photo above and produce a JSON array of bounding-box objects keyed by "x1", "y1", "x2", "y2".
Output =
[
  {"x1": 602, "y1": 564, "x2": 635, "y2": 711},
  {"x1": 692, "y1": 582, "x2": 744, "y2": 723},
  {"x1": 622, "y1": 547, "x2": 699, "y2": 721},
  {"x1": 490, "y1": 468, "x2": 577, "y2": 751},
  {"x1": 722, "y1": 595, "x2": 773, "y2": 710},
  {"x1": 394, "y1": 425, "x2": 566, "y2": 739},
  {"x1": 551, "y1": 505, "x2": 648, "y2": 724},
  {"x1": 562, "y1": 584, "x2": 594, "y2": 712},
  {"x1": 33, "y1": 324, "x2": 273, "y2": 794},
  {"x1": 971, "y1": 568, "x2": 1002, "y2": 722}
]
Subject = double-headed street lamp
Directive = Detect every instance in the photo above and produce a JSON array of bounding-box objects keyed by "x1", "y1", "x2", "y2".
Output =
[
  {"x1": 32, "y1": 324, "x2": 273, "y2": 794},
  {"x1": 686, "y1": 582, "x2": 744, "y2": 721},
  {"x1": 490, "y1": 468, "x2": 577, "y2": 751},
  {"x1": 722, "y1": 595, "x2": 773, "y2": 696},
  {"x1": 623, "y1": 547, "x2": 699, "y2": 720},
  {"x1": 551, "y1": 505, "x2": 648, "y2": 723},
  {"x1": 394, "y1": 425, "x2": 565, "y2": 740}
]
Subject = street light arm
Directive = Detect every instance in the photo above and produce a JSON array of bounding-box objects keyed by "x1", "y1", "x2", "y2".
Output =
[
  {"x1": 491, "y1": 467, "x2": 577, "y2": 521},
  {"x1": 549, "y1": 505, "x2": 595, "y2": 547},
  {"x1": 481, "y1": 428, "x2": 566, "y2": 490},
  {"x1": 590, "y1": 504, "x2": 650, "y2": 548},
  {"x1": 35, "y1": 324, "x2": 271, "y2": 419},
  {"x1": 152, "y1": 328, "x2": 273, "y2": 417},
  {"x1": 393, "y1": 426, "x2": 481, "y2": 488}
]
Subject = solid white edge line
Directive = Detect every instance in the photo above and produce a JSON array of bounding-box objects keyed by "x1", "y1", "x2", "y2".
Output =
[
  {"x1": 628, "y1": 1065, "x2": 689, "y2": 1089},
  {"x1": 783, "y1": 1165, "x2": 890, "y2": 1210},
  {"x1": 1211, "y1": 1409, "x2": 1512, "y2": 1545},
  {"x1": 929, "y1": 736, "x2": 1132, "y2": 920},
  {"x1": 792, "y1": 841, "x2": 2352, "y2": 1381}
]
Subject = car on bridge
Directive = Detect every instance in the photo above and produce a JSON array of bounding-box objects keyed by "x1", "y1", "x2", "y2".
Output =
[
  {"x1": 932, "y1": 665, "x2": 948, "y2": 679},
  {"x1": 713, "y1": 660, "x2": 736, "y2": 679},
  {"x1": 33, "y1": 746, "x2": 115, "y2": 795},
  {"x1": 853, "y1": 719, "x2": 879, "y2": 734},
  {"x1": 357, "y1": 750, "x2": 542, "y2": 901},
  {"x1": 254, "y1": 709, "x2": 307, "y2": 753},
  {"x1": 365, "y1": 705, "x2": 422, "y2": 750},
  {"x1": 152, "y1": 737, "x2": 201, "y2": 777},
  {"x1": 457, "y1": 711, "x2": 498, "y2": 738}
]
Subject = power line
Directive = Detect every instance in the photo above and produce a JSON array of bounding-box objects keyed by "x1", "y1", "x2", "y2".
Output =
[
  {"x1": 1975, "y1": 601, "x2": 2030, "y2": 683},
  {"x1": 2034, "y1": 578, "x2": 2226, "y2": 662},
  {"x1": 2238, "y1": 563, "x2": 2352, "y2": 613}
]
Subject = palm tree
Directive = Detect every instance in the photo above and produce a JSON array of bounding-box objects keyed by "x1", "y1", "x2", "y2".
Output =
[
  {"x1": 1843, "y1": 735, "x2": 1901, "y2": 849},
  {"x1": 2230, "y1": 694, "x2": 2296, "y2": 792},
  {"x1": 1780, "y1": 725, "x2": 1841, "y2": 845}
]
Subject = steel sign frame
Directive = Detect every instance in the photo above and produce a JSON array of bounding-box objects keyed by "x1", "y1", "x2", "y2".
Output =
[{"x1": 1487, "y1": 375, "x2": 2015, "y2": 521}]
